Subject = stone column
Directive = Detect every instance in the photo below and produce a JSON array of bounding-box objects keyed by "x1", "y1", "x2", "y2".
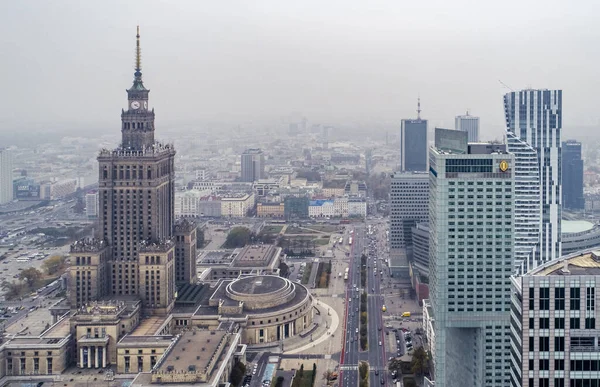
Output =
[
  {"x1": 88, "y1": 347, "x2": 92, "y2": 368},
  {"x1": 96, "y1": 346, "x2": 100, "y2": 368},
  {"x1": 80, "y1": 347, "x2": 84, "y2": 368},
  {"x1": 102, "y1": 346, "x2": 106, "y2": 368}
]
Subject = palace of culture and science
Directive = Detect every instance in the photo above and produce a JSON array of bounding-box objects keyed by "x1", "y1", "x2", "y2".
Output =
[
  {"x1": 70, "y1": 26, "x2": 193, "y2": 315},
  {"x1": 0, "y1": 28, "x2": 314, "y2": 386}
]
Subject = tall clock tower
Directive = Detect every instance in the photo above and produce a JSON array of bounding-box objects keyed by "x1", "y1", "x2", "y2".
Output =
[
  {"x1": 94, "y1": 27, "x2": 177, "y2": 315},
  {"x1": 121, "y1": 26, "x2": 155, "y2": 150}
]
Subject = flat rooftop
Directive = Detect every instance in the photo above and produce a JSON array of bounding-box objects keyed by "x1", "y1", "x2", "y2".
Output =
[
  {"x1": 118, "y1": 334, "x2": 174, "y2": 346},
  {"x1": 4, "y1": 307, "x2": 54, "y2": 337},
  {"x1": 131, "y1": 316, "x2": 167, "y2": 336},
  {"x1": 156, "y1": 330, "x2": 227, "y2": 375},
  {"x1": 229, "y1": 275, "x2": 286, "y2": 295},
  {"x1": 232, "y1": 245, "x2": 278, "y2": 268},
  {"x1": 198, "y1": 250, "x2": 234, "y2": 266},
  {"x1": 562, "y1": 220, "x2": 595, "y2": 234},
  {"x1": 532, "y1": 250, "x2": 600, "y2": 276},
  {"x1": 43, "y1": 315, "x2": 71, "y2": 338}
]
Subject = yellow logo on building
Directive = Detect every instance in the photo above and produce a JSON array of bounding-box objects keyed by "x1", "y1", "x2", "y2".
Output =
[{"x1": 499, "y1": 160, "x2": 509, "y2": 172}]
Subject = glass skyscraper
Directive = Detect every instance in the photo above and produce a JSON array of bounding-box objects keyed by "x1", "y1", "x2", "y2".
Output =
[
  {"x1": 506, "y1": 132, "x2": 541, "y2": 273},
  {"x1": 401, "y1": 118, "x2": 428, "y2": 172},
  {"x1": 504, "y1": 89, "x2": 562, "y2": 267},
  {"x1": 562, "y1": 139, "x2": 584, "y2": 210},
  {"x1": 429, "y1": 136, "x2": 515, "y2": 386}
]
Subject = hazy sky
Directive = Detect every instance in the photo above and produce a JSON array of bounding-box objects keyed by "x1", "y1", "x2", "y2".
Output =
[{"x1": 2, "y1": 0, "x2": 600, "y2": 140}]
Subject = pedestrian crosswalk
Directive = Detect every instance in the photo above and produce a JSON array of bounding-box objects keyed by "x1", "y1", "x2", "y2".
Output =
[{"x1": 339, "y1": 365, "x2": 358, "y2": 370}]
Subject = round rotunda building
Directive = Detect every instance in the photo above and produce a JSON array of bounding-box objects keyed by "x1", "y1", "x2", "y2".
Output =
[{"x1": 213, "y1": 275, "x2": 314, "y2": 344}]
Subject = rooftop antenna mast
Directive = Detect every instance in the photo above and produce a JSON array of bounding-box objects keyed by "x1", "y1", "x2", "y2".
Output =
[
  {"x1": 417, "y1": 96, "x2": 421, "y2": 119},
  {"x1": 135, "y1": 25, "x2": 142, "y2": 73}
]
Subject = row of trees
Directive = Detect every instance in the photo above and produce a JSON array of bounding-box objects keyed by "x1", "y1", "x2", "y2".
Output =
[
  {"x1": 229, "y1": 362, "x2": 246, "y2": 387},
  {"x1": 359, "y1": 290, "x2": 368, "y2": 350},
  {"x1": 360, "y1": 254, "x2": 367, "y2": 287},
  {"x1": 290, "y1": 363, "x2": 317, "y2": 387},
  {"x1": 316, "y1": 260, "x2": 332, "y2": 288},
  {"x1": 387, "y1": 346, "x2": 429, "y2": 386},
  {"x1": 358, "y1": 361, "x2": 369, "y2": 387},
  {"x1": 224, "y1": 227, "x2": 278, "y2": 248}
]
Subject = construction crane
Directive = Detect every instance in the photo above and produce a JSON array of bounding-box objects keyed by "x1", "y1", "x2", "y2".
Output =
[{"x1": 498, "y1": 80, "x2": 514, "y2": 91}]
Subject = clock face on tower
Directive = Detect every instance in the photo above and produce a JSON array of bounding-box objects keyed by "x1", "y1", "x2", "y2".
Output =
[
  {"x1": 143, "y1": 101, "x2": 148, "y2": 110},
  {"x1": 130, "y1": 101, "x2": 140, "y2": 110}
]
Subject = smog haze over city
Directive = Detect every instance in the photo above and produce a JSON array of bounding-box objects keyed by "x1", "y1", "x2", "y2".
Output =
[
  {"x1": 2, "y1": 0, "x2": 600, "y2": 143},
  {"x1": 2, "y1": 2, "x2": 600, "y2": 387}
]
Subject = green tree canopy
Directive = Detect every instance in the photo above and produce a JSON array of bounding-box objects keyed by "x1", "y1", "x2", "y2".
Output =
[
  {"x1": 42, "y1": 255, "x2": 65, "y2": 275},
  {"x1": 19, "y1": 267, "x2": 43, "y2": 289},
  {"x1": 224, "y1": 227, "x2": 252, "y2": 248}
]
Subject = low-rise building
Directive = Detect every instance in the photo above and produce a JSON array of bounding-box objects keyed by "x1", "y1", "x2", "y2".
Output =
[
  {"x1": 131, "y1": 328, "x2": 244, "y2": 387},
  {"x1": 39, "y1": 179, "x2": 77, "y2": 200},
  {"x1": 221, "y1": 193, "x2": 255, "y2": 217},
  {"x1": 256, "y1": 202, "x2": 285, "y2": 218},
  {"x1": 344, "y1": 180, "x2": 367, "y2": 197},
  {"x1": 321, "y1": 180, "x2": 346, "y2": 198},
  {"x1": 347, "y1": 198, "x2": 367, "y2": 218},
  {"x1": 561, "y1": 220, "x2": 600, "y2": 256},
  {"x1": 198, "y1": 245, "x2": 281, "y2": 282},
  {"x1": 0, "y1": 315, "x2": 72, "y2": 377},
  {"x1": 308, "y1": 199, "x2": 335, "y2": 218},
  {"x1": 333, "y1": 198, "x2": 348, "y2": 217}
]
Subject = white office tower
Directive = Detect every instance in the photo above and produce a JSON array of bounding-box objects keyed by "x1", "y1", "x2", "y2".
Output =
[
  {"x1": 455, "y1": 112, "x2": 480, "y2": 142},
  {"x1": 504, "y1": 89, "x2": 562, "y2": 266},
  {"x1": 0, "y1": 149, "x2": 13, "y2": 204},
  {"x1": 429, "y1": 135, "x2": 515, "y2": 386},
  {"x1": 507, "y1": 132, "x2": 541, "y2": 274}
]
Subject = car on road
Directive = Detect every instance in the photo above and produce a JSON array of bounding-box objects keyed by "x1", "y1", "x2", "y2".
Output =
[
  {"x1": 375, "y1": 370, "x2": 379, "y2": 375},
  {"x1": 379, "y1": 341, "x2": 382, "y2": 346}
]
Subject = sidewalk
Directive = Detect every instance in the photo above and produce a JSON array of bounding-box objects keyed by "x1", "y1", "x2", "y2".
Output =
[{"x1": 284, "y1": 299, "x2": 340, "y2": 354}]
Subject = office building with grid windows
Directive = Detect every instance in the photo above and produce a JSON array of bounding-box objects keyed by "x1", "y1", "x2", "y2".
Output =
[
  {"x1": 429, "y1": 135, "x2": 515, "y2": 387},
  {"x1": 389, "y1": 172, "x2": 429, "y2": 251},
  {"x1": 510, "y1": 249, "x2": 600, "y2": 387}
]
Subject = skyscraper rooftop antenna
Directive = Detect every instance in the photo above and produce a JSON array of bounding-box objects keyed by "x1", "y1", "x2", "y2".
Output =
[
  {"x1": 417, "y1": 97, "x2": 422, "y2": 119},
  {"x1": 135, "y1": 26, "x2": 142, "y2": 74}
]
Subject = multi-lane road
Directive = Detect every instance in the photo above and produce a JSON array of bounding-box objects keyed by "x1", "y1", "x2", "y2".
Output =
[
  {"x1": 340, "y1": 222, "x2": 390, "y2": 387},
  {"x1": 340, "y1": 226, "x2": 362, "y2": 387}
]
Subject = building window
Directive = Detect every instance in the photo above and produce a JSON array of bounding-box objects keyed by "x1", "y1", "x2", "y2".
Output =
[
  {"x1": 570, "y1": 317, "x2": 580, "y2": 330},
  {"x1": 587, "y1": 287, "x2": 595, "y2": 311},
  {"x1": 555, "y1": 317, "x2": 565, "y2": 329},
  {"x1": 538, "y1": 337, "x2": 550, "y2": 351},
  {"x1": 585, "y1": 317, "x2": 596, "y2": 329},
  {"x1": 539, "y1": 287, "x2": 550, "y2": 310},
  {"x1": 554, "y1": 359, "x2": 564, "y2": 370},
  {"x1": 555, "y1": 287, "x2": 565, "y2": 310},
  {"x1": 570, "y1": 287, "x2": 581, "y2": 309}
]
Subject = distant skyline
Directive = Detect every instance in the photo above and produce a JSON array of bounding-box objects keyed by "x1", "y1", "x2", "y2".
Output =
[{"x1": 2, "y1": 0, "x2": 600, "y2": 140}]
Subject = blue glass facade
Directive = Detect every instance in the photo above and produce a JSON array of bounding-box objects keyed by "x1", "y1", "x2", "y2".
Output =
[{"x1": 562, "y1": 140, "x2": 584, "y2": 210}]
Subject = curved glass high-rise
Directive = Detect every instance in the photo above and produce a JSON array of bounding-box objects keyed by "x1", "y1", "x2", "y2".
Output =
[
  {"x1": 504, "y1": 89, "x2": 562, "y2": 268},
  {"x1": 506, "y1": 132, "x2": 540, "y2": 273}
]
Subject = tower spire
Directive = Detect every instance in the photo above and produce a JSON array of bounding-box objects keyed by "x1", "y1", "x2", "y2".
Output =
[
  {"x1": 135, "y1": 25, "x2": 142, "y2": 75},
  {"x1": 417, "y1": 96, "x2": 421, "y2": 120}
]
